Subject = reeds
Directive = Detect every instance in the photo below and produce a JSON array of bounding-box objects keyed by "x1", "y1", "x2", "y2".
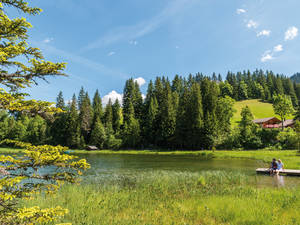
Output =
[{"x1": 24, "y1": 171, "x2": 300, "y2": 225}]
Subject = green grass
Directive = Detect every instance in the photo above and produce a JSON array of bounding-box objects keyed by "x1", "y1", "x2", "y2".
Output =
[
  {"x1": 232, "y1": 99, "x2": 276, "y2": 125},
  {"x1": 24, "y1": 171, "x2": 300, "y2": 225},
  {"x1": 0, "y1": 147, "x2": 24, "y2": 154}
]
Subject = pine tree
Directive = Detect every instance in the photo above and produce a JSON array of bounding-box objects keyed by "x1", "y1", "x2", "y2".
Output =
[
  {"x1": 188, "y1": 83, "x2": 204, "y2": 148},
  {"x1": 172, "y1": 74, "x2": 183, "y2": 94},
  {"x1": 90, "y1": 117, "x2": 106, "y2": 149},
  {"x1": 212, "y1": 72, "x2": 217, "y2": 82},
  {"x1": 238, "y1": 80, "x2": 248, "y2": 100},
  {"x1": 144, "y1": 96, "x2": 159, "y2": 145},
  {"x1": 154, "y1": 77, "x2": 164, "y2": 106},
  {"x1": 238, "y1": 106, "x2": 261, "y2": 148},
  {"x1": 112, "y1": 99, "x2": 123, "y2": 134},
  {"x1": 175, "y1": 85, "x2": 188, "y2": 148},
  {"x1": 200, "y1": 79, "x2": 219, "y2": 148},
  {"x1": 123, "y1": 79, "x2": 135, "y2": 123},
  {"x1": 218, "y1": 74, "x2": 222, "y2": 82},
  {"x1": 104, "y1": 99, "x2": 113, "y2": 130},
  {"x1": 283, "y1": 78, "x2": 298, "y2": 107},
  {"x1": 79, "y1": 92, "x2": 93, "y2": 143},
  {"x1": 159, "y1": 80, "x2": 176, "y2": 147},
  {"x1": 65, "y1": 94, "x2": 80, "y2": 148},
  {"x1": 220, "y1": 81, "x2": 233, "y2": 97},
  {"x1": 56, "y1": 91, "x2": 65, "y2": 109},
  {"x1": 133, "y1": 81, "x2": 143, "y2": 121},
  {"x1": 92, "y1": 89, "x2": 103, "y2": 123},
  {"x1": 78, "y1": 86, "x2": 85, "y2": 111},
  {"x1": 122, "y1": 101, "x2": 141, "y2": 148}
]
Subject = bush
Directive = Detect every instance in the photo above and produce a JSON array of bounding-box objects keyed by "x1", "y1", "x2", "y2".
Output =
[{"x1": 277, "y1": 128, "x2": 297, "y2": 149}]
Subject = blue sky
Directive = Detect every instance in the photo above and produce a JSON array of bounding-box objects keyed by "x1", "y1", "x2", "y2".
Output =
[{"x1": 13, "y1": 0, "x2": 300, "y2": 103}]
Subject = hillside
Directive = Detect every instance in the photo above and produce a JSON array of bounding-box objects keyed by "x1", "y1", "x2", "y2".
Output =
[
  {"x1": 290, "y1": 73, "x2": 300, "y2": 83},
  {"x1": 232, "y1": 99, "x2": 277, "y2": 126}
]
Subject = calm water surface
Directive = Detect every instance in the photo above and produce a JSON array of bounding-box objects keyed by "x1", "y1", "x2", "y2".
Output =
[{"x1": 78, "y1": 153, "x2": 300, "y2": 188}]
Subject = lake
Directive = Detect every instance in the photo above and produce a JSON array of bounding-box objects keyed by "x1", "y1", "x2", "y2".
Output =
[{"x1": 78, "y1": 153, "x2": 300, "y2": 188}]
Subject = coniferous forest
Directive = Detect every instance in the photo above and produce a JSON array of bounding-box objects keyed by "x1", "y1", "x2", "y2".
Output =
[{"x1": 1, "y1": 70, "x2": 300, "y2": 150}]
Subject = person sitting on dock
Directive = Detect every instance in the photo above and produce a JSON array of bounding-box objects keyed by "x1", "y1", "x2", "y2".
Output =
[
  {"x1": 269, "y1": 158, "x2": 278, "y2": 175},
  {"x1": 276, "y1": 159, "x2": 284, "y2": 175}
]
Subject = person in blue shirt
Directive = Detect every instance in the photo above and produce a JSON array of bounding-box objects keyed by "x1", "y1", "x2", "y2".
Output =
[{"x1": 276, "y1": 159, "x2": 284, "y2": 175}]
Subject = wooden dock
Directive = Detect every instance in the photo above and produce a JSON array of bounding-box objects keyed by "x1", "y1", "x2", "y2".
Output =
[{"x1": 256, "y1": 168, "x2": 300, "y2": 176}]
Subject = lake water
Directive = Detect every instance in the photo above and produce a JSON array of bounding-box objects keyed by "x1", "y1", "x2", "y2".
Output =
[{"x1": 78, "y1": 153, "x2": 300, "y2": 188}]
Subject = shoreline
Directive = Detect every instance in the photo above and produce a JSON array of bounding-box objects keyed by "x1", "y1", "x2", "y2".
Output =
[{"x1": 1, "y1": 148, "x2": 299, "y2": 168}]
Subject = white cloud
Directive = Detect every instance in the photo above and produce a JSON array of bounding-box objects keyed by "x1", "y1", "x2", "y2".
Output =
[
  {"x1": 102, "y1": 90, "x2": 123, "y2": 106},
  {"x1": 261, "y1": 51, "x2": 273, "y2": 62},
  {"x1": 142, "y1": 94, "x2": 146, "y2": 100},
  {"x1": 43, "y1": 38, "x2": 54, "y2": 43},
  {"x1": 274, "y1": 44, "x2": 283, "y2": 52},
  {"x1": 236, "y1": 9, "x2": 246, "y2": 14},
  {"x1": 130, "y1": 40, "x2": 138, "y2": 45},
  {"x1": 257, "y1": 30, "x2": 271, "y2": 37},
  {"x1": 134, "y1": 77, "x2": 146, "y2": 87},
  {"x1": 285, "y1": 26, "x2": 298, "y2": 41},
  {"x1": 108, "y1": 51, "x2": 115, "y2": 56},
  {"x1": 175, "y1": 46, "x2": 179, "y2": 49},
  {"x1": 247, "y1": 20, "x2": 258, "y2": 29}
]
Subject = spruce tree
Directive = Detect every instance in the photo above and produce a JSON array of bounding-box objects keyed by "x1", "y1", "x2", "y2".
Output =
[
  {"x1": 92, "y1": 89, "x2": 103, "y2": 123},
  {"x1": 188, "y1": 83, "x2": 204, "y2": 148},
  {"x1": 144, "y1": 96, "x2": 159, "y2": 145},
  {"x1": 172, "y1": 75, "x2": 183, "y2": 94},
  {"x1": 238, "y1": 106, "x2": 261, "y2": 148},
  {"x1": 112, "y1": 99, "x2": 123, "y2": 134},
  {"x1": 159, "y1": 80, "x2": 176, "y2": 147},
  {"x1": 78, "y1": 86, "x2": 85, "y2": 111},
  {"x1": 104, "y1": 99, "x2": 113, "y2": 130},
  {"x1": 122, "y1": 101, "x2": 141, "y2": 148},
  {"x1": 175, "y1": 85, "x2": 189, "y2": 148},
  {"x1": 133, "y1": 81, "x2": 143, "y2": 121},
  {"x1": 90, "y1": 117, "x2": 106, "y2": 149},
  {"x1": 56, "y1": 91, "x2": 65, "y2": 109},
  {"x1": 65, "y1": 94, "x2": 80, "y2": 148},
  {"x1": 123, "y1": 79, "x2": 135, "y2": 123},
  {"x1": 79, "y1": 92, "x2": 93, "y2": 143}
]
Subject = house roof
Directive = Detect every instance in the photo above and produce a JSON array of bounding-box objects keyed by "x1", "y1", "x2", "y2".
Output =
[
  {"x1": 282, "y1": 119, "x2": 295, "y2": 127},
  {"x1": 264, "y1": 119, "x2": 295, "y2": 128},
  {"x1": 87, "y1": 145, "x2": 98, "y2": 150},
  {"x1": 252, "y1": 117, "x2": 280, "y2": 124}
]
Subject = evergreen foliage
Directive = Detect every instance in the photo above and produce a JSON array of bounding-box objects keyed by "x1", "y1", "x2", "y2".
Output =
[
  {"x1": 0, "y1": 1, "x2": 89, "y2": 224},
  {"x1": 2, "y1": 69, "x2": 300, "y2": 150}
]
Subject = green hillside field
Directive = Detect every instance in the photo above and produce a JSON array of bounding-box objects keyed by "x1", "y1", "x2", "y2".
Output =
[{"x1": 232, "y1": 99, "x2": 293, "y2": 126}]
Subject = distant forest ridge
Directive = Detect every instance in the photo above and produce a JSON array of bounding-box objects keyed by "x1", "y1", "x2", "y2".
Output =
[
  {"x1": 290, "y1": 73, "x2": 300, "y2": 83},
  {"x1": 1, "y1": 69, "x2": 300, "y2": 150}
]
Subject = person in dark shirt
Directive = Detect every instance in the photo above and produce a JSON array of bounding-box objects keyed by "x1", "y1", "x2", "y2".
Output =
[{"x1": 269, "y1": 158, "x2": 278, "y2": 175}]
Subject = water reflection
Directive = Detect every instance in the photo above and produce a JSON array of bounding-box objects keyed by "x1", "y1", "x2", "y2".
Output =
[
  {"x1": 72, "y1": 153, "x2": 300, "y2": 188},
  {"x1": 273, "y1": 175, "x2": 285, "y2": 187}
]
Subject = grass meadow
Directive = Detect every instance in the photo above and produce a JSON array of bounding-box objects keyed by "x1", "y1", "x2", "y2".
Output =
[
  {"x1": 24, "y1": 171, "x2": 300, "y2": 225},
  {"x1": 231, "y1": 99, "x2": 293, "y2": 126},
  {"x1": 2, "y1": 147, "x2": 300, "y2": 224}
]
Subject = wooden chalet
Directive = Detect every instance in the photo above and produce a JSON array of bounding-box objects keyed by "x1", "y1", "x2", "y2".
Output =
[
  {"x1": 253, "y1": 117, "x2": 295, "y2": 129},
  {"x1": 252, "y1": 117, "x2": 281, "y2": 128}
]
